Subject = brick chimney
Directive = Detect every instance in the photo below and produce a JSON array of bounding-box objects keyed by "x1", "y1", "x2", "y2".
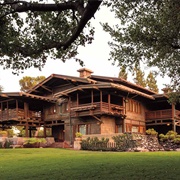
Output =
[{"x1": 77, "y1": 68, "x2": 93, "y2": 78}]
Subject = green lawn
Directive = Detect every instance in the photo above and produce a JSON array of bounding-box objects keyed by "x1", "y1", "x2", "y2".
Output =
[{"x1": 1, "y1": 148, "x2": 180, "y2": 180}]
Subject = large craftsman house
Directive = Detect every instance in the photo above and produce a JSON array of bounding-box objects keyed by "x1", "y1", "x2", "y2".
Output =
[{"x1": 0, "y1": 68, "x2": 180, "y2": 146}]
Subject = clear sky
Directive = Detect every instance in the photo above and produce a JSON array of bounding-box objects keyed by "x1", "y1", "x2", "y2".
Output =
[{"x1": 0, "y1": 6, "x2": 168, "y2": 93}]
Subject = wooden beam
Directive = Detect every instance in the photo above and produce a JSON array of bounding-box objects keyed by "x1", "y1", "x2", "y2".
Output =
[
  {"x1": 92, "y1": 115, "x2": 102, "y2": 123},
  {"x1": 41, "y1": 85, "x2": 52, "y2": 93},
  {"x1": 77, "y1": 88, "x2": 84, "y2": 92}
]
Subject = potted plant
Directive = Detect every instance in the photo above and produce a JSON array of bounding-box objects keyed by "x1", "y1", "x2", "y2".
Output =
[{"x1": 75, "y1": 132, "x2": 82, "y2": 141}]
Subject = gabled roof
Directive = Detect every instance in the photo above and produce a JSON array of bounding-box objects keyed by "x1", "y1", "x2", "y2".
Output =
[
  {"x1": 90, "y1": 75, "x2": 158, "y2": 96},
  {"x1": 27, "y1": 74, "x2": 96, "y2": 96},
  {"x1": 54, "y1": 83, "x2": 155, "y2": 100},
  {"x1": 23, "y1": 69, "x2": 158, "y2": 100}
]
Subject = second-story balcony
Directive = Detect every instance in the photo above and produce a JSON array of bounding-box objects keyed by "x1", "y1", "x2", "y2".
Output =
[
  {"x1": 70, "y1": 102, "x2": 124, "y2": 118},
  {"x1": 145, "y1": 109, "x2": 180, "y2": 121},
  {"x1": 0, "y1": 108, "x2": 42, "y2": 122}
]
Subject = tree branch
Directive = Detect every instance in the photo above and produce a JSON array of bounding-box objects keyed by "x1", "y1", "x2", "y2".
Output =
[{"x1": 1, "y1": 0, "x2": 102, "y2": 54}]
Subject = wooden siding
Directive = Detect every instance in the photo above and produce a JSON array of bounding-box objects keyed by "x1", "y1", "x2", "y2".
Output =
[{"x1": 145, "y1": 109, "x2": 173, "y2": 120}]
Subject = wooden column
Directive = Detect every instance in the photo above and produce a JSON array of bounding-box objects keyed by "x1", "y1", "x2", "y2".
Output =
[
  {"x1": 7, "y1": 101, "x2": 9, "y2": 121},
  {"x1": 100, "y1": 91, "x2": 102, "y2": 111},
  {"x1": 43, "y1": 125, "x2": 47, "y2": 138},
  {"x1": 16, "y1": 100, "x2": 18, "y2": 119},
  {"x1": 24, "y1": 102, "x2": 29, "y2": 137},
  {"x1": 172, "y1": 104, "x2": 176, "y2": 132},
  {"x1": 69, "y1": 96, "x2": 73, "y2": 146},
  {"x1": 108, "y1": 93, "x2": 111, "y2": 111}
]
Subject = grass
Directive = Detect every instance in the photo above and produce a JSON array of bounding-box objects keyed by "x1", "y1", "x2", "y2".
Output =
[{"x1": 0, "y1": 149, "x2": 180, "y2": 180}]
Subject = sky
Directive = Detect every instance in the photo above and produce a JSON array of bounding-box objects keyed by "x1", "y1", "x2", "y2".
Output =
[{"x1": 0, "y1": 6, "x2": 168, "y2": 93}]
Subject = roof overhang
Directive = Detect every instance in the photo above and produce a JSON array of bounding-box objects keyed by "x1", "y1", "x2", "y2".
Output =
[
  {"x1": 54, "y1": 83, "x2": 155, "y2": 100},
  {"x1": 0, "y1": 92, "x2": 57, "y2": 103}
]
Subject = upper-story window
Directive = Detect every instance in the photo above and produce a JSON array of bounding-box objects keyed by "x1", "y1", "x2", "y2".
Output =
[{"x1": 127, "y1": 99, "x2": 141, "y2": 114}]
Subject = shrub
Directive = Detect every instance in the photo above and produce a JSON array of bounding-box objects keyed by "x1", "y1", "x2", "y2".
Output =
[
  {"x1": 146, "y1": 128, "x2": 158, "y2": 136},
  {"x1": 112, "y1": 133, "x2": 137, "y2": 151},
  {"x1": 23, "y1": 138, "x2": 46, "y2": 148},
  {"x1": 0, "y1": 139, "x2": 13, "y2": 148},
  {"x1": 81, "y1": 137, "x2": 110, "y2": 151}
]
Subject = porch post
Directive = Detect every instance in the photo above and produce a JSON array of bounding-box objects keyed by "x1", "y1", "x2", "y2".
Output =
[
  {"x1": 24, "y1": 102, "x2": 29, "y2": 137},
  {"x1": 108, "y1": 93, "x2": 111, "y2": 111},
  {"x1": 69, "y1": 96, "x2": 73, "y2": 146},
  {"x1": 100, "y1": 90, "x2": 102, "y2": 111},
  {"x1": 172, "y1": 104, "x2": 176, "y2": 132},
  {"x1": 43, "y1": 124, "x2": 47, "y2": 138}
]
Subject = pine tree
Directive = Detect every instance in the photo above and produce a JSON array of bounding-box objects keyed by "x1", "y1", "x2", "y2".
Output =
[
  {"x1": 118, "y1": 66, "x2": 127, "y2": 80},
  {"x1": 146, "y1": 72, "x2": 159, "y2": 93},
  {"x1": 133, "y1": 67, "x2": 146, "y2": 87}
]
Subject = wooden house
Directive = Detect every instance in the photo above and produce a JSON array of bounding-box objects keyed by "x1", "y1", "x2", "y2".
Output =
[{"x1": 0, "y1": 68, "x2": 180, "y2": 146}]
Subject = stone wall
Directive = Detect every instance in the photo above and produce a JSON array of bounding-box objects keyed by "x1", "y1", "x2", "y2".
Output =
[{"x1": 80, "y1": 133, "x2": 164, "y2": 151}]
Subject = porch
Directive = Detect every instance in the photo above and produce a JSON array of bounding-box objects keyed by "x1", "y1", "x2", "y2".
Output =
[
  {"x1": 0, "y1": 108, "x2": 42, "y2": 122},
  {"x1": 70, "y1": 102, "x2": 125, "y2": 117}
]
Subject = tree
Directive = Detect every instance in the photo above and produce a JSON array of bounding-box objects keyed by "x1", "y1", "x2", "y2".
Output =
[
  {"x1": 0, "y1": 0, "x2": 102, "y2": 74},
  {"x1": 146, "y1": 71, "x2": 159, "y2": 93},
  {"x1": 19, "y1": 76, "x2": 46, "y2": 92},
  {"x1": 118, "y1": 65, "x2": 127, "y2": 80},
  {"x1": 102, "y1": 0, "x2": 180, "y2": 89},
  {"x1": 133, "y1": 67, "x2": 146, "y2": 88},
  {"x1": 0, "y1": 85, "x2": 3, "y2": 92}
]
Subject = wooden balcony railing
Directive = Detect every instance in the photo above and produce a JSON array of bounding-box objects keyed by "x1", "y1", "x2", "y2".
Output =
[
  {"x1": 145, "y1": 109, "x2": 173, "y2": 120},
  {"x1": 0, "y1": 108, "x2": 42, "y2": 121},
  {"x1": 70, "y1": 102, "x2": 124, "y2": 117}
]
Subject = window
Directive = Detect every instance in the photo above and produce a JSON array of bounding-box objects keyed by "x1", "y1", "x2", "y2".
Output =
[
  {"x1": 116, "y1": 125, "x2": 123, "y2": 133},
  {"x1": 132, "y1": 126, "x2": 139, "y2": 133},
  {"x1": 127, "y1": 99, "x2": 141, "y2": 114},
  {"x1": 79, "y1": 125, "x2": 87, "y2": 135}
]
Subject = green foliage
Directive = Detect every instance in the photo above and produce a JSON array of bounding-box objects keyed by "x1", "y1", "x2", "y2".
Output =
[
  {"x1": 19, "y1": 76, "x2": 46, "y2": 92},
  {"x1": 118, "y1": 65, "x2": 127, "y2": 80},
  {"x1": 23, "y1": 138, "x2": 46, "y2": 145},
  {"x1": 159, "y1": 131, "x2": 180, "y2": 144},
  {"x1": 4, "y1": 139, "x2": 13, "y2": 148},
  {"x1": 133, "y1": 66, "x2": 146, "y2": 87},
  {"x1": 0, "y1": 130, "x2": 8, "y2": 136},
  {"x1": 23, "y1": 138, "x2": 46, "y2": 148},
  {"x1": 75, "y1": 132, "x2": 82, "y2": 138},
  {"x1": 16, "y1": 126, "x2": 26, "y2": 137},
  {"x1": 102, "y1": 0, "x2": 180, "y2": 89},
  {"x1": 0, "y1": 0, "x2": 101, "y2": 74},
  {"x1": 146, "y1": 71, "x2": 159, "y2": 93},
  {"x1": 0, "y1": 139, "x2": 13, "y2": 148},
  {"x1": 112, "y1": 133, "x2": 137, "y2": 151},
  {"x1": 81, "y1": 137, "x2": 110, "y2": 151},
  {"x1": 146, "y1": 128, "x2": 158, "y2": 136}
]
